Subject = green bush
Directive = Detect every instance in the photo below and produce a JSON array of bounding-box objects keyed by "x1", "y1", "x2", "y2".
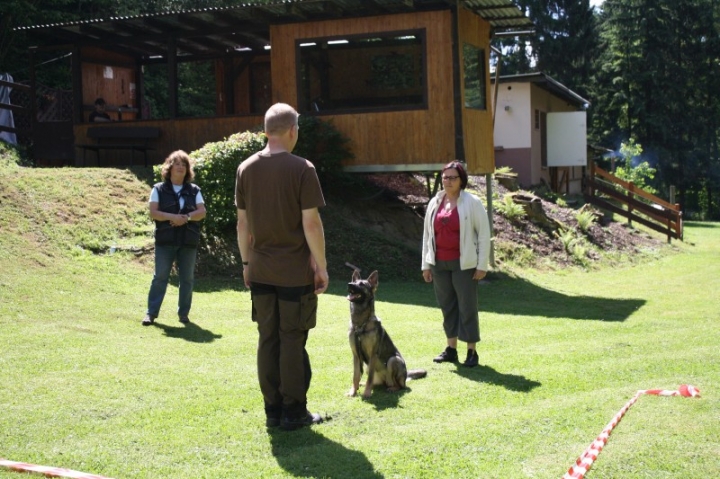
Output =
[
  {"x1": 151, "y1": 117, "x2": 354, "y2": 241},
  {"x1": 614, "y1": 139, "x2": 658, "y2": 195},
  {"x1": 294, "y1": 115, "x2": 354, "y2": 184},
  {"x1": 191, "y1": 131, "x2": 267, "y2": 236}
]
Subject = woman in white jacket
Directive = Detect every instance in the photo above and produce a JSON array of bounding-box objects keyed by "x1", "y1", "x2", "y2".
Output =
[{"x1": 421, "y1": 161, "x2": 490, "y2": 367}]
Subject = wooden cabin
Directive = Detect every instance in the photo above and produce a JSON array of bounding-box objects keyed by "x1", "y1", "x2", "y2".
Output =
[{"x1": 17, "y1": 0, "x2": 532, "y2": 174}]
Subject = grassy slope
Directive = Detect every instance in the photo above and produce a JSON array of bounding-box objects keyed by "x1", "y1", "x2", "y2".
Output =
[{"x1": 1, "y1": 159, "x2": 718, "y2": 478}]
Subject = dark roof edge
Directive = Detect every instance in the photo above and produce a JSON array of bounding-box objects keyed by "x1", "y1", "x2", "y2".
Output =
[{"x1": 493, "y1": 72, "x2": 590, "y2": 108}]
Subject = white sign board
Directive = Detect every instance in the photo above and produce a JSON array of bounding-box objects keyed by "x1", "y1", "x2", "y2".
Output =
[{"x1": 547, "y1": 111, "x2": 587, "y2": 167}]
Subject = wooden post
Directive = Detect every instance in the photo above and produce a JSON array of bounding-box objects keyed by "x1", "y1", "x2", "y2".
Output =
[
  {"x1": 168, "y1": 35, "x2": 178, "y2": 118},
  {"x1": 135, "y1": 60, "x2": 144, "y2": 120},
  {"x1": 627, "y1": 181, "x2": 634, "y2": 227},
  {"x1": 486, "y1": 173, "x2": 495, "y2": 268},
  {"x1": 29, "y1": 48, "x2": 37, "y2": 128},
  {"x1": 71, "y1": 46, "x2": 83, "y2": 124}
]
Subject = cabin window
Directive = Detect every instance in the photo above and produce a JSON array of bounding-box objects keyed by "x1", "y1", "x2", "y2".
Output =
[
  {"x1": 462, "y1": 43, "x2": 486, "y2": 110},
  {"x1": 296, "y1": 30, "x2": 426, "y2": 114},
  {"x1": 143, "y1": 60, "x2": 216, "y2": 119}
]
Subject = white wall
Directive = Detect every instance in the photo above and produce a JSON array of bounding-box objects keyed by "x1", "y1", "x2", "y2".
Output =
[{"x1": 494, "y1": 82, "x2": 531, "y2": 149}]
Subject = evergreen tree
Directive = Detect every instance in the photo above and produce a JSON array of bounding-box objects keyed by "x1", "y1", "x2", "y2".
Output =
[
  {"x1": 592, "y1": 0, "x2": 720, "y2": 217},
  {"x1": 527, "y1": 0, "x2": 599, "y2": 100}
]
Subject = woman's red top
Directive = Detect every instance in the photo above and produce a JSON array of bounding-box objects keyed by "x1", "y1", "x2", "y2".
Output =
[{"x1": 433, "y1": 205, "x2": 460, "y2": 261}]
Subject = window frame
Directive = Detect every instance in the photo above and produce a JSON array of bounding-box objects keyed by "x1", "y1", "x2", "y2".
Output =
[
  {"x1": 462, "y1": 43, "x2": 487, "y2": 110},
  {"x1": 295, "y1": 28, "x2": 428, "y2": 116}
]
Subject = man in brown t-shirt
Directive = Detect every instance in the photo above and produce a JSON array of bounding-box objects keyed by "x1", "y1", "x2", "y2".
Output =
[{"x1": 235, "y1": 103, "x2": 329, "y2": 431}]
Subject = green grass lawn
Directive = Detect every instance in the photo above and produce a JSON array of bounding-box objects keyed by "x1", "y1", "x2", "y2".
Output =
[
  {"x1": 0, "y1": 154, "x2": 718, "y2": 478},
  {"x1": 1, "y1": 222, "x2": 718, "y2": 478}
]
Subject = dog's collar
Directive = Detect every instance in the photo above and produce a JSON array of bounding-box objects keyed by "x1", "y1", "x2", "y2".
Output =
[{"x1": 353, "y1": 323, "x2": 377, "y2": 336}]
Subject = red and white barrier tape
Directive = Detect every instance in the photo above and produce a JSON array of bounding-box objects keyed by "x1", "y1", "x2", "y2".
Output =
[
  {"x1": 0, "y1": 458, "x2": 114, "y2": 479},
  {"x1": 562, "y1": 384, "x2": 701, "y2": 479}
]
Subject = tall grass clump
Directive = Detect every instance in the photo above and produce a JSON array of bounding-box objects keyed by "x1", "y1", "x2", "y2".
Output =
[{"x1": 0, "y1": 141, "x2": 29, "y2": 168}]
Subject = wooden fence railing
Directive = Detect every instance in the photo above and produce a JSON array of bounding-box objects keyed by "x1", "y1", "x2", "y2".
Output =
[
  {"x1": 0, "y1": 78, "x2": 31, "y2": 138},
  {"x1": 585, "y1": 162, "x2": 683, "y2": 242}
]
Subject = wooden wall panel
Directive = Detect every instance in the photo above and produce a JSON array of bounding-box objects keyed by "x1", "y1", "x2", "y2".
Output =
[
  {"x1": 73, "y1": 115, "x2": 263, "y2": 166},
  {"x1": 457, "y1": 7, "x2": 495, "y2": 174},
  {"x1": 271, "y1": 10, "x2": 456, "y2": 170},
  {"x1": 81, "y1": 63, "x2": 137, "y2": 121},
  {"x1": 81, "y1": 47, "x2": 135, "y2": 67}
]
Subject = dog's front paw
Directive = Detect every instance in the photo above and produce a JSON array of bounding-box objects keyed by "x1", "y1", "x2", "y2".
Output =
[
  {"x1": 362, "y1": 389, "x2": 372, "y2": 399},
  {"x1": 346, "y1": 387, "x2": 358, "y2": 397}
]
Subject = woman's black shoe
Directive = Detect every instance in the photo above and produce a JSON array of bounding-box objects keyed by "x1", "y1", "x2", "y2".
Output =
[
  {"x1": 433, "y1": 346, "x2": 458, "y2": 363},
  {"x1": 463, "y1": 349, "x2": 479, "y2": 367}
]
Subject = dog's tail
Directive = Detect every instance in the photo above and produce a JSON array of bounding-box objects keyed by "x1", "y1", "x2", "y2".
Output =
[{"x1": 407, "y1": 369, "x2": 427, "y2": 380}]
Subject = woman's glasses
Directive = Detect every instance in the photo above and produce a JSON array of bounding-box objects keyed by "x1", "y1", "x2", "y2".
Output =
[{"x1": 442, "y1": 175, "x2": 459, "y2": 181}]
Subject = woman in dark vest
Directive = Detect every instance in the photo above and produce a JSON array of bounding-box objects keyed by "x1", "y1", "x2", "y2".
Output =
[{"x1": 143, "y1": 150, "x2": 206, "y2": 326}]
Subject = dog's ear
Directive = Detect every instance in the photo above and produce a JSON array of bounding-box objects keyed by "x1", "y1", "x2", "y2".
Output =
[
  {"x1": 352, "y1": 269, "x2": 361, "y2": 282},
  {"x1": 368, "y1": 270, "x2": 379, "y2": 289}
]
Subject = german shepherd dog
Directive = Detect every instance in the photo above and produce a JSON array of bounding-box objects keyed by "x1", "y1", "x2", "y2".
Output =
[{"x1": 346, "y1": 270, "x2": 426, "y2": 398}]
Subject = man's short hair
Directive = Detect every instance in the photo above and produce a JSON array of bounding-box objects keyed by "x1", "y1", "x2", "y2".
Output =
[
  {"x1": 264, "y1": 103, "x2": 299, "y2": 136},
  {"x1": 94, "y1": 98, "x2": 106, "y2": 107}
]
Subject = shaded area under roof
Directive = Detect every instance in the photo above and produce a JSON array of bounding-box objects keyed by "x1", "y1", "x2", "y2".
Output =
[{"x1": 15, "y1": 0, "x2": 533, "y2": 61}]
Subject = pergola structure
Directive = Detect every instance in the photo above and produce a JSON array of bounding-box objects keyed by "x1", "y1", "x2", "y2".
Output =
[{"x1": 15, "y1": 0, "x2": 532, "y2": 172}]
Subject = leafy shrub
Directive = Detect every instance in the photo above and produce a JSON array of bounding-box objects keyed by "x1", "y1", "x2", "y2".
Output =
[
  {"x1": 191, "y1": 131, "x2": 267, "y2": 236},
  {"x1": 151, "y1": 117, "x2": 354, "y2": 240},
  {"x1": 294, "y1": 115, "x2": 354, "y2": 185},
  {"x1": 614, "y1": 139, "x2": 658, "y2": 195}
]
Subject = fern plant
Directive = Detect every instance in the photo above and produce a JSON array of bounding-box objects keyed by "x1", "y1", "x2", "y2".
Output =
[
  {"x1": 555, "y1": 228, "x2": 577, "y2": 253},
  {"x1": 495, "y1": 194, "x2": 525, "y2": 221},
  {"x1": 575, "y1": 209, "x2": 596, "y2": 232}
]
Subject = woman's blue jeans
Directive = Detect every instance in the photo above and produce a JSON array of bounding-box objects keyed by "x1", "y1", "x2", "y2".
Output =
[{"x1": 146, "y1": 244, "x2": 197, "y2": 317}]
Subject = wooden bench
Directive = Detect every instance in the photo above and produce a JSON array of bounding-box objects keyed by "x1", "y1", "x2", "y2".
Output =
[{"x1": 76, "y1": 126, "x2": 160, "y2": 167}]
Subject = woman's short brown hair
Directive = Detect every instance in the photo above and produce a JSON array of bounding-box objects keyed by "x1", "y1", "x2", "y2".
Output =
[
  {"x1": 161, "y1": 150, "x2": 195, "y2": 183},
  {"x1": 441, "y1": 160, "x2": 469, "y2": 189}
]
